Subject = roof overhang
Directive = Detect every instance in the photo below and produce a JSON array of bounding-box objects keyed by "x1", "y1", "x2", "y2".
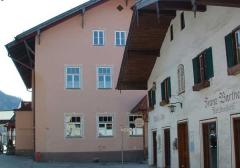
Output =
[
  {"x1": 117, "y1": 0, "x2": 240, "y2": 90},
  {"x1": 131, "y1": 95, "x2": 148, "y2": 114}
]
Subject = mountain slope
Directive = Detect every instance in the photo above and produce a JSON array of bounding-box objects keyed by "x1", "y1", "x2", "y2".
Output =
[{"x1": 0, "y1": 91, "x2": 21, "y2": 111}]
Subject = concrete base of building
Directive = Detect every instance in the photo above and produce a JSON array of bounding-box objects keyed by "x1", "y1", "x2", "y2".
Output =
[
  {"x1": 36, "y1": 150, "x2": 144, "y2": 162},
  {"x1": 16, "y1": 149, "x2": 34, "y2": 156}
]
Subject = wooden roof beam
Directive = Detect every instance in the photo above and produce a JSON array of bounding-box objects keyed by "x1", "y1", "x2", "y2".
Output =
[
  {"x1": 197, "y1": 0, "x2": 240, "y2": 7},
  {"x1": 128, "y1": 49, "x2": 160, "y2": 57},
  {"x1": 158, "y1": 1, "x2": 206, "y2": 12}
]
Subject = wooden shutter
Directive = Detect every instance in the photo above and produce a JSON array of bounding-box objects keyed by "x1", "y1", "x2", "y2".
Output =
[
  {"x1": 161, "y1": 82, "x2": 165, "y2": 101},
  {"x1": 167, "y1": 77, "x2": 171, "y2": 98},
  {"x1": 152, "y1": 89, "x2": 156, "y2": 105},
  {"x1": 192, "y1": 56, "x2": 200, "y2": 84},
  {"x1": 225, "y1": 33, "x2": 235, "y2": 68},
  {"x1": 205, "y1": 47, "x2": 214, "y2": 80},
  {"x1": 148, "y1": 90, "x2": 153, "y2": 108}
]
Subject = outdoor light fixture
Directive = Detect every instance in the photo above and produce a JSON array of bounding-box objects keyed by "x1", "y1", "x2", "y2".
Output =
[{"x1": 168, "y1": 102, "x2": 182, "y2": 113}]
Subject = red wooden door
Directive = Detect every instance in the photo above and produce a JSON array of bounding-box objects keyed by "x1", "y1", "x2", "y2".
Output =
[{"x1": 177, "y1": 122, "x2": 190, "y2": 168}]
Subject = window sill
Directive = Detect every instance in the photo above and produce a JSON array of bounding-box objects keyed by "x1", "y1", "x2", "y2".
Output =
[
  {"x1": 228, "y1": 64, "x2": 240, "y2": 75},
  {"x1": 65, "y1": 136, "x2": 83, "y2": 139},
  {"x1": 129, "y1": 135, "x2": 143, "y2": 137},
  {"x1": 93, "y1": 44, "x2": 104, "y2": 46},
  {"x1": 97, "y1": 88, "x2": 113, "y2": 90},
  {"x1": 160, "y1": 100, "x2": 169, "y2": 106},
  {"x1": 65, "y1": 88, "x2": 81, "y2": 90},
  {"x1": 98, "y1": 136, "x2": 114, "y2": 138},
  {"x1": 192, "y1": 80, "x2": 210, "y2": 91}
]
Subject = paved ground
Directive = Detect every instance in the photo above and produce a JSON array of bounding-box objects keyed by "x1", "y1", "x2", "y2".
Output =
[{"x1": 0, "y1": 155, "x2": 149, "y2": 168}]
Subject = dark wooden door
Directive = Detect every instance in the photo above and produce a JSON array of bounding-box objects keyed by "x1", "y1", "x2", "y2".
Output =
[
  {"x1": 234, "y1": 118, "x2": 240, "y2": 167},
  {"x1": 164, "y1": 129, "x2": 171, "y2": 168},
  {"x1": 202, "y1": 122, "x2": 217, "y2": 168},
  {"x1": 153, "y1": 131, "x2": 157, "y2": 165},
  {"x1": 177, "y1": 122, "x2": 190, "y2": 168}
]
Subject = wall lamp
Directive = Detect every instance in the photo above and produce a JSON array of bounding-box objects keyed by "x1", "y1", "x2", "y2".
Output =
[{"x1": 168, "y1": 102, "x2": 182, "y2": 113}]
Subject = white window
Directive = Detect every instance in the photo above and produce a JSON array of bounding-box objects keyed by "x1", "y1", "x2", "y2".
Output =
[
  {"x1": 65, "y1": 66, "x2": 81, "y2": 89},
  {"x1": 129, "y1": 115, "x2": 143, "y2": 136},
  {"x1": 97, "y1": 115, "x2": 113, "y2": 137},
  {"x1": 177, "y1": 64, "x2": 185, "y2": 94},
  {"x1": 65, "y1": 113, "x2": 83, "y2": 138},
  {"x1": 115, "y1": 31, "x2": 126, "y2": 46},
  {"x1": 93, "y1": 30, "x2": 104, "y2": 46},
  {"x1": 97, "y1": 66, "x2": 112, "y2": 89}
]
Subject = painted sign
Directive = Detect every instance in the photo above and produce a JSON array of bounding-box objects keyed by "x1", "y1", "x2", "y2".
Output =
[{"x1": 204, "y1": 88, "x2": 240, "y2": 114}]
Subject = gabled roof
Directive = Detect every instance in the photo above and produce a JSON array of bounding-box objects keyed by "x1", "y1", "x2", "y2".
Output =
[{"x1": 5, "y1": 0, "x2": 109, "y2": 88}]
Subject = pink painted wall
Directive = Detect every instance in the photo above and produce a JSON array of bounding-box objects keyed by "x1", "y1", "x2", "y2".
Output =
[
  {"x1": 15, "y1": 111, "x2": 34, "y2": 151},
  {"x1": 35, "y1": 0, "x2": 146, "y2": 153}
]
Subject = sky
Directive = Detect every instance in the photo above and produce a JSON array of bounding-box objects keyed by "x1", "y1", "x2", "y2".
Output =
[{"x1": 0, "y1": 0, "x2": 88, "y2": 101}]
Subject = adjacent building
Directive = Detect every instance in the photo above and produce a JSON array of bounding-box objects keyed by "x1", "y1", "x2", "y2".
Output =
[
  {"x1": 117, "y1": 0, "x2": 240, "y2": 168},
  {"x1": 6, "y1": 0, "x2": 147, "y2": 162}
]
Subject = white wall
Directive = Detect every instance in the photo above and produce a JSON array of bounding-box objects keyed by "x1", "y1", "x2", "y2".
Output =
[{"x1": 148, "y1": 6, "x2": 240, "y2": 168}]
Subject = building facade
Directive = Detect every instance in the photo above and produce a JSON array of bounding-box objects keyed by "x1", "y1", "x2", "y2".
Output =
[
  {"x1": 6, "y1": 0, "x2": 147, "y2": 162},
  {"x1": 117, "y1": 1, "x2": 240, "y2": 168}
]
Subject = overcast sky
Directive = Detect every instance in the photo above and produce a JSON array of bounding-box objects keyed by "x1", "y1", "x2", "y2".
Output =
[{"x1": 0, "y1": 0, "x2": 88, "y2": 101}]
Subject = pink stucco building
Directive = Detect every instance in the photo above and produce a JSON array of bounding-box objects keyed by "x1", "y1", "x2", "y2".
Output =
[{"x1": 6, "y1": 0, "x2": 147, "y2": 162}]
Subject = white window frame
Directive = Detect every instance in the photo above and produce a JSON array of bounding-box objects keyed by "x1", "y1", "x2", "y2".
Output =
[
  {"x1": 65, "y1": 66, "x2": 82, "y2": 89},
  {"x1": 128, "y1": 114, "x2": 144, "y2": 136},
  {"x1": 92, "y1": 30, "x2": 105, "y2": 46},
  {"x1": 177, "y1": 64, "x2": 185, "y2": 94},
  {"x1": 96, "y1": 66, "x2": 113, "y2": 89},
  {"x1": 115, "y1": 31, "x2": 126, "y2": 46},
  {"x1": 64, "y1": 113, "x2": 84, "y2": 138},
  {"x1": 97, "y1": 114, "x2": 114, "y2": 137}
]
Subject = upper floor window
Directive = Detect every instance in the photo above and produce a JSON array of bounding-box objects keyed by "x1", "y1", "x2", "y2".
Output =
[
  {"x1": 160, "y1": 77, "x2": 171, "y2": 106},
  {"x1": 192, "y1": 47, "x2": 214, "y2": 91},
  {"x1": 129, "y1": 115, "x2": 143, "y2": 136},
  {"x1": 98, "y1": 115, "x2": 113, "y2": 137},
  {"x1": 65, "y1": 66, "x2": 81, "y2": 89},
  {"x1": 180, "y1": 12, "x2": 185, "y2": 30},
  {"x1": 178, "y1": 64, "x2": 185, "y2": 94},
  {"x1": 115, "y1": 31, "x2": 126, "y2": 46},
  {"x1": 148, "y1": 83, "x2": 156, "y2": 110},
  {"x1": 65, "y1": 113, "x2": 83, "y2": 138},
  {"x1": 93, "y1": 30, "x2": 104, "y2": 46},
  {"x1": 225, "y1": 28, "x2": 240, "y2": 75},
  {"x1": 97, "y1": 66, "x2": 112, "y2": 89}
]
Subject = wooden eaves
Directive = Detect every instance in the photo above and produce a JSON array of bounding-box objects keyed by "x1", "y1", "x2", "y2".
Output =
[{"x1": 117, "y1": 0, "x2": 240, "y2": 90}]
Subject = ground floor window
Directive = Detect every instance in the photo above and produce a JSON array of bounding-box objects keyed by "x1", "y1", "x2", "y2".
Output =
[
  {"x1": 98, "y1": 115, "x2": 113, "y2": 137},
  {"x1": 129, "y1": 115, "x2": 143, "y2": 136},
  {"x1": 64, "y1": 113, "x2": 83, "y2": 138}
]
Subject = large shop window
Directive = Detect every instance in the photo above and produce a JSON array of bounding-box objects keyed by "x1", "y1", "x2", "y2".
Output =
[
  {"x1": 225, "y1": 27, "x2": 240, "y2": 75},
  {"x1": 129, "y1": 115, "x2": 143, "y2": 136},
  {"x1": 65, "y1": 114, "x2": 83, "y2": 138},
  {"x1": 148, "y1": 86, "x2": 156, "y2": 110},
  {"x1": 160, "y1": 77, "x2": 171, "y2": 106},
  {"x1": 192, "y1": 47, "x2": 214, "y2": 91},
  {"x1": 98, "y1": 115, "x2": 113, "y2": 137}
]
